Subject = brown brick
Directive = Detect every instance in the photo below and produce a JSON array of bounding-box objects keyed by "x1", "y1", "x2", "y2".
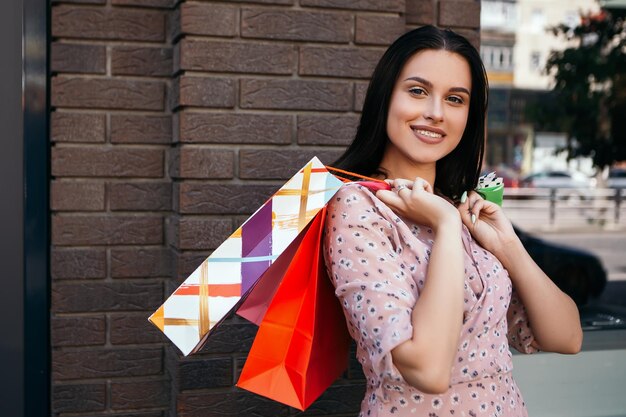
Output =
[
  {"x1": 51, "y1": 248, "x2": 106, "y2": 280},
  {"x1": 51, "y1": 147, "x2": 164, "y2": 178},
  {"x1": 196, "y1": 320, "x2": 256, "y2": 354},
  {"x1": 51, "y1": 43, "x2": 106, "y2": 74},
  {"x1": 173, "y1": 251, "x2": 211, "y2": 281},
  {"x1": 300, "y1": 46, "x2": 382, "y2": 78},
  {"x1": 241, "y1": 79, "x2": 351, "y2": 111},
  {"x1": 51, "y1": 316, "x2": 106, "y2": 347},
  {"x1": 110, "y1": 313, "x2": 165, "y2": 344},
  {"x1": 174, "y1": 76, "x2": 235, "y2": 109},
  {"x1": 239, "y1": 149, "x2": 343, "y2": 179},
  {"x1": 79, "y1": 411, "x2": 164, "y2": 417},
  {"x1": 51, "y1": 181, "x2": 105, "y2": 211},
  {"x1": 178, "y1": 39, "x2": 295, "y2": 75},
  {"x1": 177, "y1": 217, "x2": 233, "y2": 250},
  {"x1": 52, "y1": 348, "x2": 162, "y2": 380},
  {"x1": 51, "y1": 0, "x2": 105, "y2": 3},
  {"x1": 178, "y1": 112, "x2": 291, "y2": 144},
  {"x1": 178, "y1": 357, "x2": 232, "y2": 390},
  {"x1": 111, "y1": 115, "x2": 171, "y2": 144},
  {"x1": 178, "y1": 183, "x2": 279, "y2": 215},
  {"x1": 355, "y1": 14, "x2": 405, "y2": 45},
  {"x1": 225, "y1": 0, "x2": 293, "y2": 3},
  {"x1": 180, "y1": 3, "x2": 236, "y2": 37},
  {"x1": 112, "y1": 46, "x2": 172, "y2": 76},
  {"x1": 300, "y1": 0, "x2": 403, "y2": 11},
  {"x1": 241, "y1": 8, "x2": 352, "y2": 43},
  {"x1": 177, "y1": 148, "x2": 234, "y2": 179},
  {"x1": 52, "y1": 281, "x2": 163, "y2": 313},
  {"x1": 109, "y1": 182, "x2": 172, "y2": 211},
  {"x1": 406, "y1": 0, "x2": 435, "y2": 25},
  {"x1": 52, "y1": 77, "x2": 165, "y2": 110},
  {"x1": 297, "y1": 115, "x2": 359, "y2": 145},
  {"x1": 52, "y1": 5, "x2": 165, "y2": 41},
  {"x1": 51, "y1": 112, "x2": 105, "y2": 143},
  {"x1": 178, "y1": 391, "x2": 290, "y2": 417},
  {"x1": 112, "y1": 0, "x2": 175, "y2": 7},
  {"x1": 354, "y1": 81, "x2": 368, "y2": 111},
  {"x1": 52, "y1": 215, "x2": 163, "y2": 246},
  {"x1": 438, "y1": 0, "x2": 481, "y2": 29},
  {"x1": 53, "y1": 383, "x2": 106, "y2": 412},
  {"x1": 111, "y1": 379, "x2": 170, "y2": 409},
  {"x1": 111, "y1": 248, "x2": 172, "y2": 278}
]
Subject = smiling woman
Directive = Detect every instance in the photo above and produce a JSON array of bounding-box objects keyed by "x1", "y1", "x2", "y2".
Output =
[
  {"x1": 382, "y1": 50, "x2": 471, "y2": 185},
  {"x1": 325, "y1": 25, "x2": 582, "y2": 417}
]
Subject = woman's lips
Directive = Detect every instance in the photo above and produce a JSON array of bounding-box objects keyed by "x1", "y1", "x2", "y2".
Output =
[{"x1": 410, "y1": 125, "x2": 446, "y2": 144}]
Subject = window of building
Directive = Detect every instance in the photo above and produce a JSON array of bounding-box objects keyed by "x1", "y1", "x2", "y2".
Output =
[
  {"x1": 481, "y1": 45, "x2": 514, "y2": 71},
  {"x1": 530, "y1": 51, "x2": 541, "y2": 71},
  {"x1": 530, "y1": 8, "x2": 545, "y2": 33}
]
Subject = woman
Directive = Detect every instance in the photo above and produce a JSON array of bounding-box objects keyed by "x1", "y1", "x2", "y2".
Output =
[{"x1": 323, "y1": 26, "x2": 582, "y2": 417}]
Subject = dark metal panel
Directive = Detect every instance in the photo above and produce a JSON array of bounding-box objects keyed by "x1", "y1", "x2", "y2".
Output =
[
  {"x1": 0, "y1": 0, "x2": 26, "y2": 415},
  {"x1": 23, "y1": 0, "x2": 50, "y2": 415},
  {"x1": 0, "y1": 0, "x2": 49, "y2": 416}
]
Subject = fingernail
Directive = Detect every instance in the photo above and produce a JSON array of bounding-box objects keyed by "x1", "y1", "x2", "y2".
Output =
[
  {"x1": 460, "y1": 191, "x2": 467, "y2": 204},
  {"x1": 471, "y1": 213, "x2": 476, "y2": 224}
]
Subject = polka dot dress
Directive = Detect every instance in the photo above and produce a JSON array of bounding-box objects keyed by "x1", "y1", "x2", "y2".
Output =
[{"x1": 323, "y1": 184, "x2": 537, "y2": 417}]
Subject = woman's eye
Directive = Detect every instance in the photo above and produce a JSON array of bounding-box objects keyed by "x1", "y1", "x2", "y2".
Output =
[
  {"x1": 408, "y1": 87, "x2": 426, "y2": 96},
  {"x1": 447, "y1": 95, "x2": 464, "y2": 104}
]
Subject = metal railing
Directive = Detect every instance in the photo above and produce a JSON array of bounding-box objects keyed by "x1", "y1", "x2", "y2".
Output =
[{"x1": 502, "y1": 187, "x2": 625, "y2": 231}]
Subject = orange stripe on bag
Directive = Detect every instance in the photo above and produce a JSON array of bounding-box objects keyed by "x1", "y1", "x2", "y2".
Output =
[{"x1": 174, "y1": 283, "x2": 242, "y2": 297}]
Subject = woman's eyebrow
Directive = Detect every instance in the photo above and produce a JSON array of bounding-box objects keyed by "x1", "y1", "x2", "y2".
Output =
[
  {"x1": 404, "y1": 76, "x2": 470, "y2": 96},
  {"x1": 450, "y1": 86, "x2": 471, "y2": 95},
  {"x1": 404, "y1": 76, "x2": 432, "y2": 87}
]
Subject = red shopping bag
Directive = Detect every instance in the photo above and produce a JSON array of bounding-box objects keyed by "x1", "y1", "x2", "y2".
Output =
[{"x1": 236, "y1": 207, "x2": 351, "y2": 410}]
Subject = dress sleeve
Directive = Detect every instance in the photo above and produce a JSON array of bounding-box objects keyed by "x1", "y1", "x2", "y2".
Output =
[
  {"x1": 506, "y1": 288, "x2": 539, "y2": 353},
  {"x1": 323, "y1": 185, "x2": 421, "y2": 399}
]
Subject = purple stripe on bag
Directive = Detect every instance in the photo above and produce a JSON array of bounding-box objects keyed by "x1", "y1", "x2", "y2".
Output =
[{"x1": 241, "y1": 200, "x2": 273, "y2": 294}]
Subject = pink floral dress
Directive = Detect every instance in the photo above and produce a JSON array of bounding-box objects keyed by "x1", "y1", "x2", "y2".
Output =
[{"x1": 323, "y1": 184, "x2": 537, "y2": 417}]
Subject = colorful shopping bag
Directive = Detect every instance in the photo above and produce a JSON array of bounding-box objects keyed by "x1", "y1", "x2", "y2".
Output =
[
  {"x1": 236, "y1": 207, "x2": 351, "y2": 410},
  {"x1": 149, "y1": 157, "x2": 345, "y2": 355}
]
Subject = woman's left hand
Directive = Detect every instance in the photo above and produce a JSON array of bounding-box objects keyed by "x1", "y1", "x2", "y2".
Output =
[{"x1": 457, "y1": 191, "x2": 518, "y2": 257}]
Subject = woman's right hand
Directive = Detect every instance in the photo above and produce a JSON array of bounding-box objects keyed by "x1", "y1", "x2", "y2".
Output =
[{"x1": 375, "y1": 177, "x2": 461, "y2": 231}]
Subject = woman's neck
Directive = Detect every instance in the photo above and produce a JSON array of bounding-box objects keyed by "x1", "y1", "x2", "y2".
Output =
[{"x1": 378, "y1": 159, "x2": 437, "y2": 188}]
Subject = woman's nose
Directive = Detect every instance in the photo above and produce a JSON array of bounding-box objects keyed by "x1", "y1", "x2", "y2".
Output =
[{"x1": 423, "y1": 99, "x2": 444, "y2": 122}]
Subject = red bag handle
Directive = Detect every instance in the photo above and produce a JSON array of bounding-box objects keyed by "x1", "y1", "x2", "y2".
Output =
[{"x1": 325, "y1": 166, "x2": 391, "y2": 191}]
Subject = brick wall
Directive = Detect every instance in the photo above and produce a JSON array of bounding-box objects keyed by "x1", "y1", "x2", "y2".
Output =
[{"x1": 49, "y1": 1, "x2": 480, "y2": 416}]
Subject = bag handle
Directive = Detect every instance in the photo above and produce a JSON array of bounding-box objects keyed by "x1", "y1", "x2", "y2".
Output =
[{"x1": 325, "y1": 166, "x2": 387, "y2": 184}]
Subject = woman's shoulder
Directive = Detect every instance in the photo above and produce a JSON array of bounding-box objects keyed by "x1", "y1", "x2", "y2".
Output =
[
  {"x1": 327, "y1": 182, "x2": 402, "y2": 229},
  {"x1": 328, "y1": 183, "x2": 392, "y2": 216}
]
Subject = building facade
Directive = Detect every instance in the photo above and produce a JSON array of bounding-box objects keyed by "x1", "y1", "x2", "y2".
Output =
[{"x1": 44, "y1": 1, "x2": 481, "y2": 417}]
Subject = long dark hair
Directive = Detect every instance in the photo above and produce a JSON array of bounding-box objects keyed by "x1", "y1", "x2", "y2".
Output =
[{"x1": 332, "y1": 25, "x2": 488, "y2": 200}]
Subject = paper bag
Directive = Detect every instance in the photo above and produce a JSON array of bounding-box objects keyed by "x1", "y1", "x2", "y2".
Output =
[{"x1": 149, "y1": 157, "x2": 344, "y2": 355}]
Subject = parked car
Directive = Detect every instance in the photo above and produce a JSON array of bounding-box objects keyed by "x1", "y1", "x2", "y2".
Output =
[
  {"x1": 514, "y1": 225, "x2": 607, "y2": 306},
  {"x1": 520, "y1": 170, "x2": 596, "y2": 189},
  {"x1": 520, "y1": 170, "x2": 596, "y2": 200},
  {"x1": 607, "y1": 168, "x2": 626, "y2": 189}
]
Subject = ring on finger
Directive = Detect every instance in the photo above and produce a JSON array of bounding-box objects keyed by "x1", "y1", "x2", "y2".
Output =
[{"x1": 396, "y1": 185, "x2": 408, "y2": 191}]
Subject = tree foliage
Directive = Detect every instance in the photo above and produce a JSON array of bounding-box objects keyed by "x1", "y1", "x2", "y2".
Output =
[{"x1": 534, "y1": 8, "x2": 626, "y2": 169}]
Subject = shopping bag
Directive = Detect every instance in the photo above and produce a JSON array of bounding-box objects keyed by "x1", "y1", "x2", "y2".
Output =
[
  {"x1": 236, "y1": 223, "x2": 307, "y2": 325},
  {"x1": 236, "y1": 206, "x2": 351, "y2": 410},
  {"x1": 148, "y1": 157, "x2": 345, "y2": 355},
  {"x1": 236, "y1": 176, "x2": 391, "y2": 325}
]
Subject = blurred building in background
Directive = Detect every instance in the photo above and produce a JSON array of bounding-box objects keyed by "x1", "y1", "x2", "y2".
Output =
[{"x1": 480, "y1": 0, "x2": 598, "y2": 179}]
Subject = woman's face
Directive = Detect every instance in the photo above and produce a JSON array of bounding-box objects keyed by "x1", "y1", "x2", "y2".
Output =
[{"x1": 384, "y1": 49, "x2": 471, "y2": 175}]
